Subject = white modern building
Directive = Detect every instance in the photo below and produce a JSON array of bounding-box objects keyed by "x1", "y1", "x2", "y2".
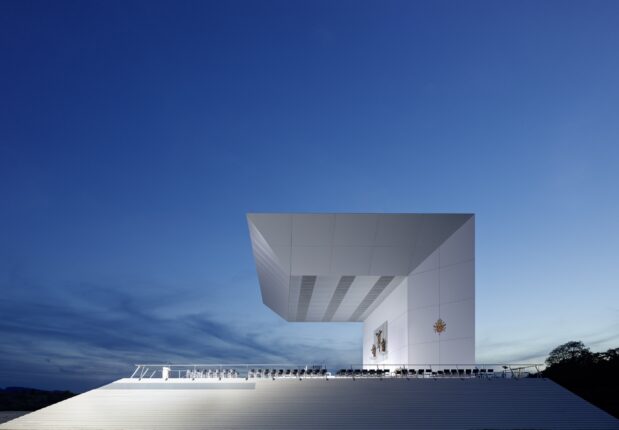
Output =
[
  {"x1": 247, "y1": 213, "x2": 475, "y2": 367},
  {"x1": 2, "y1": 212, "x2": 618, "y2": 430}
]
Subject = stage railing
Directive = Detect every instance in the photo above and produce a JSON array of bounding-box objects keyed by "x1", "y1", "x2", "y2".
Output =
[{"x1": 129, "y1": 363, "x2": 543, "y2": 380}]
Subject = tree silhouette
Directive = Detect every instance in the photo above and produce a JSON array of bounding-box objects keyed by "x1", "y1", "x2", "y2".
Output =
[
  {"x1": 543, "y1": 340, "x2": 619, "y2": 419},
  {"x1": 545, "y1": 341, "x2": 592, "y2": 366}
]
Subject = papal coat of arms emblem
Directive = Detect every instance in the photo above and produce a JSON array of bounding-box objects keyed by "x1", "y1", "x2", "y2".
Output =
[{"x1": 433, "y1": 318, "x2": 446, "y2": 334}]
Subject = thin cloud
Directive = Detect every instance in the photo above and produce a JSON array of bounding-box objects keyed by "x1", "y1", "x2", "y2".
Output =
[{"x1": 0, "y1": 278, "x2": 360, "y2": 391}]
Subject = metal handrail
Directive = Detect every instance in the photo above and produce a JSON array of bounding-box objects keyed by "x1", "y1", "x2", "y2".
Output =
[
  {"x1": 128, "y1": 363, "x2": 544, "y2": 380},
  {"x1": 134, "y1": 363, "x2": 543, "y2": 367}
]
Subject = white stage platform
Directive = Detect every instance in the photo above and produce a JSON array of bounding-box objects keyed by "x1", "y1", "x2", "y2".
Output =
[{"x1": 2, "y1": 378, "x2": 617, "y2": 429}]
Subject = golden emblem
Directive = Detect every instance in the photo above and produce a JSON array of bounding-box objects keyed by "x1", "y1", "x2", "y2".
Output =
[{"x1": 433, "y1": 318, "x2": 446, "y2": 334}]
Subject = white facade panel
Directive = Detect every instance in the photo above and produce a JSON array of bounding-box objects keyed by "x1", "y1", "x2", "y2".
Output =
[
  {"x1": 389, "y1": 344, "x2": 408, "y2": 366},
  {"x1": 408, "y1": 268, "x2": 439, "y2": 309},
  {"x1": 411, "y1": 248, "x2": 439, "y2": 274},
  {"x1": 291, "y1": 214, "x2": 335, "y2": 246},
  {"x1": 439, "y1": 261, "x2": 475, "y2": 304},
  {"x1": 374, "y1": 215, "x2": 419, "y2": 247},
  {"x1": 332, "y1": 214, "x2": 378, "y2": 246},
  {"x1": 363, "y1": 278, "x2": 407, "y2": 366},
  {"x1": 369, "y1": 246, "x2": 413, "y2": 275},
  {"x1": 407, "y1": 305, "x2": 439, "y2": 345},
  {"x1": 248, "y1": 213, "x2": 292, "y2": 246},
  {"x1": 270, "y1": 245, "x2": 291, "y2": 271},
  {"x1": 288, "y1": 277, "x2": 301, "y2": 319},
  {"x1": 249, "y1": 221, "x2": 290, "y2": 319},
  {"x1": 291, "y1": 246, "x2": 331, "y2": 275},
  {"x1": 330, "y1": 246, "x2": 373, "y2": 275},
  {"x1": 440, "y1": 337, "x2": 476, "y2": 365},
  {"x1": 439, "y1": 299, "x2": 475, "y2": 341},
  {"x1": 438, "y1": 217, "x2": 475, "y2": 267},
  {"x1": 410, "y1": 340, "x2": 440, "y2": 365}
]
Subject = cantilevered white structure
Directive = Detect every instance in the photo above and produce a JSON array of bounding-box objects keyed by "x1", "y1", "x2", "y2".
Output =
[
  {"x1": 247, "y1": 213, "x2": 475, "y2": 366},
  {"x1": 2, "y1": 212, "x2": 617, "y2": 430}
]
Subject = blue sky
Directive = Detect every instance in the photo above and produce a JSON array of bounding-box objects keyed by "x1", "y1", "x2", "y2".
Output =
[{"x1": 1, "y1": 0, "x2": 618, "y2": 391}]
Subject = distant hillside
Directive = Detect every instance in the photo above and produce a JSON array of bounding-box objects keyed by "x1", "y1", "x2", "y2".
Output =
[{"x1": 0, "y1": 387, "x2": 76, "y2": 411}]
